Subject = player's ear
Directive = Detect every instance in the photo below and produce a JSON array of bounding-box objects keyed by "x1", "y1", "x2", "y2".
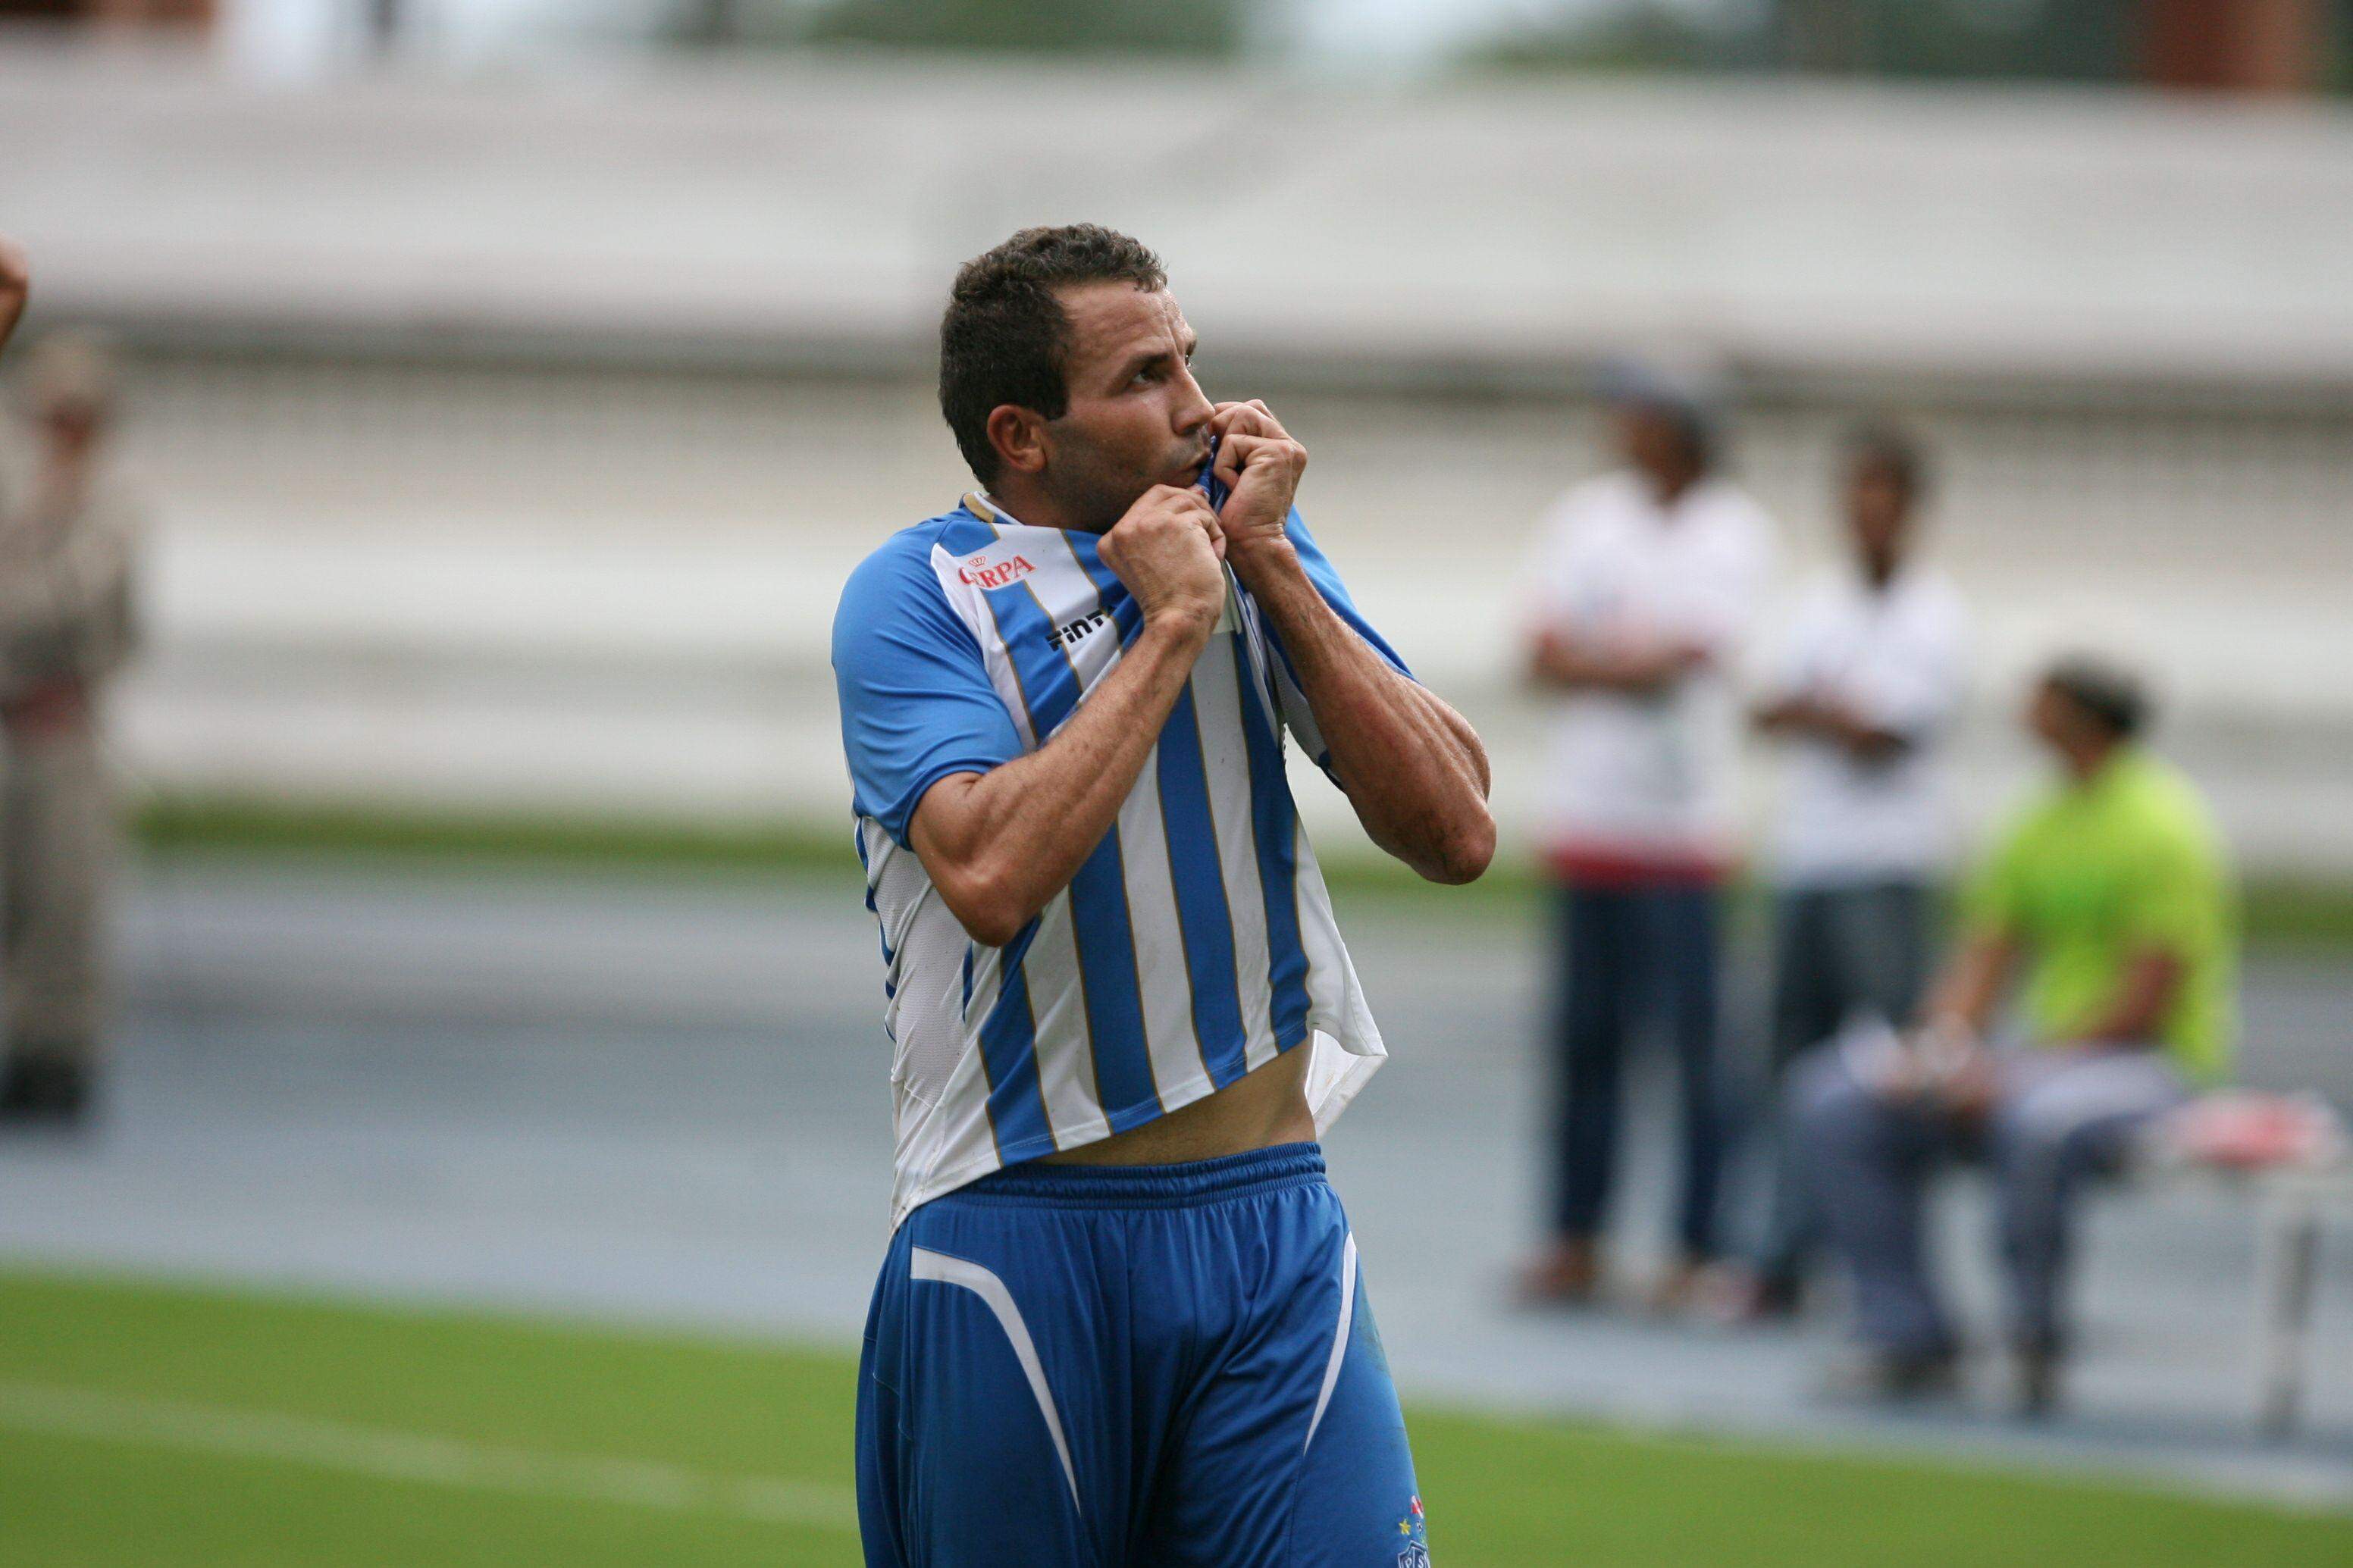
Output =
[{"x1": 986, "y1": 405, "x2": 1049, "y2": 478}]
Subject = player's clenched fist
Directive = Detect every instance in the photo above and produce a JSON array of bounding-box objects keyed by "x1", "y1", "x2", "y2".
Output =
[
  {"x1": 0, "y1": 233, "x2": 29, "y2": 355},
  {"x1": 1208, "y1": 399, "x2": 1306, "y2": 568},
  {"x1": 1101, "y1": 484, "x2": 1226, "y2": 634}
]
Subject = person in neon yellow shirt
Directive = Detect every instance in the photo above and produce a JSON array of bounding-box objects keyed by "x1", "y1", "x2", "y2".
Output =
[{"x1": 1796, "y1": 656, "x2": 2236, "y2": 1415}]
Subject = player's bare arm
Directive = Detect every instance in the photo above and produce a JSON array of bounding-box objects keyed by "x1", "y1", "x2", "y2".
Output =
[
  {"x1": 1208, "y1": 399, "x2": 1495, "y2": 885},
  {"x1": 909, "y1": 483, "x2": 1227, "y2": 947},
  {"x1": 0, "y1": 235, "x2": 30, "y2": 355}
]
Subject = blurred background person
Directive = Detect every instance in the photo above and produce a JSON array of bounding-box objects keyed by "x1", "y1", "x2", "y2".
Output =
[
  {"x1": 1796, "y1": 656, "x2": 2236, "y2": 1413},
  {"x1": 0, "y1": 330, "x2": 142, "y2": 1129},
  {"x1": 1514, "y1": 364, "x2": 1775, "y2": 1310},
  {"x1": 1719, "y1": 424, "x2": 1968, "y2": 1323}
]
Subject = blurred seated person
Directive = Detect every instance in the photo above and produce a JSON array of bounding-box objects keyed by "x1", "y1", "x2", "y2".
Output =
[{"x1": 1794, "y1": 656, "x2": 2235, "y2": 1414}]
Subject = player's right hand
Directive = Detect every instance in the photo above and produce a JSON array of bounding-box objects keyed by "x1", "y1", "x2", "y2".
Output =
[{"x1": 1101, "y1": 484, "x2": 1226, "y2": 635}]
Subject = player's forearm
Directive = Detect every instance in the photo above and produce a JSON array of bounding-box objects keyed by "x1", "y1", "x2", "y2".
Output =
[
  {"x1": 913, "y1": 612, "x2": 1214, "y2": 945},
  {"x1": 1347, "y1": 693, "x2": 1495, "y2": 884},
  {"x1": 1242, "y1": 554, "x2": 1493, "y2": 884}
]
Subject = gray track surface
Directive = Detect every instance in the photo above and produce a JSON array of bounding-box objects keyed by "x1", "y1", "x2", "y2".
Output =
[{"x1": 2, "y1": 856, "x2": 2348, "y2": 1507}]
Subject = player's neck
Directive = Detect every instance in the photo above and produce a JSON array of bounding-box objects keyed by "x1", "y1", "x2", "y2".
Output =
[{"x1": 985, "y1": 477, "x2": 1098, "y2": 534}]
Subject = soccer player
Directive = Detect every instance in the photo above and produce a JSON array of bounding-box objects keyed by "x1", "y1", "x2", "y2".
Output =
[{"x1": 832, "y1": 224, "x2": 1492, "y2": 1566}]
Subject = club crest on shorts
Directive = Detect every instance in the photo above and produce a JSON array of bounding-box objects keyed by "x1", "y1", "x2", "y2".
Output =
[{"x1": 1394, "y1": 1494, "x2": 1430, "y2": 1566}]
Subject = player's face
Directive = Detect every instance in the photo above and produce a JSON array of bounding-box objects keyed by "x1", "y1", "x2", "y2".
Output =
[{"x1": 1040, "y1": 283, "x2": 1214, "y2": 530}]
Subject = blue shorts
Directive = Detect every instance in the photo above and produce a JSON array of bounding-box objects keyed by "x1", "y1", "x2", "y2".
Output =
[{"x1": 855, "y1": 1143, "x2": 1429, "y2": 1566}]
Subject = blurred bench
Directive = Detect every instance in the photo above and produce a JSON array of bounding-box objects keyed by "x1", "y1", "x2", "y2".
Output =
[{"x1": 2133, "y1": 1092, "x2": 2353, "y2": 1436}]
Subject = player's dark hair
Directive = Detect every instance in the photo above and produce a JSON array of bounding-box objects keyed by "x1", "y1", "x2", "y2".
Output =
[
  {"x1": 938, "y1": 224, "x2": 1169, "y2": 484},
  {"x1": 2043, "y1": 654, "x2": 2150, "y2": 741},
  {"x1": 1846, "y1": 421, "x2": 1931, "y2": 501}
]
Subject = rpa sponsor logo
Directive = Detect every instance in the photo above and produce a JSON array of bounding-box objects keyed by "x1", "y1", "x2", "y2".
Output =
[{"x1": 958, "y1": 551, "x2": 1036, "y2": 590}]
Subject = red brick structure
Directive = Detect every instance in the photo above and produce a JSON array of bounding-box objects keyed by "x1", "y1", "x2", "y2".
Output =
[{"x1": 2140, "y1": 0, "x2": 2326, "y2": 92}]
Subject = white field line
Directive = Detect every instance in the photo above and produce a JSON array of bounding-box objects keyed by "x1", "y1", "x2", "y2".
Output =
[{"x1": 0, "y1": 1381, "x2": 858, "y2": 1534}]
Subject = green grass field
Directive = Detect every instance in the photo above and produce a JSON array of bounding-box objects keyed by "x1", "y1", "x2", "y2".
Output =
[{"x1": 2, "y1": 1269, "x2": 2347, "y2": 1566}]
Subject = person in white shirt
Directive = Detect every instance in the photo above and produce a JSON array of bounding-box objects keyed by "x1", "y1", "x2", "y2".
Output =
[
  {"x1": 1724, "y1": 426, "x2": 1966, "y2": 1321},
  {"x1": 1515, "y1": 365, "x2": 1775, "y2": 1308}
]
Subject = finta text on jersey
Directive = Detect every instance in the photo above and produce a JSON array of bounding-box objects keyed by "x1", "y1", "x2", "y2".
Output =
[{"x1": 1048, "y1": 608, "x2": 1113, "y2": 650}]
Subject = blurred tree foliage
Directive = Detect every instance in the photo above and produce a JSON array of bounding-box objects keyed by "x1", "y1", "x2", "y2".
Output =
[
  {"x1": 1766, "y1": 0, "x2": 2130, "y2": 80},
  {"x1": 1471, "y1": 3, "x2": 1736, "y2": 74},
  {"x1": 669, "y1": 0, "x2": 1241, "y2": 55}
]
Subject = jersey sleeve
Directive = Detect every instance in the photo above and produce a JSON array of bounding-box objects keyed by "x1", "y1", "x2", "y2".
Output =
[
  {"x1": 832, "y1": 537, "x2": 1025, "y2": 848},
  {"x1": 1258, "y1": 508, "x2": 1415, "y2": 781}
]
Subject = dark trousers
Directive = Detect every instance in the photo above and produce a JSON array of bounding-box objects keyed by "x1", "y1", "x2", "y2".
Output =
[
  {"x1": 1549, "y1": 882, "x2": 1724, "y2": 1260},
  {"x1": 1794, "y1": 1047, "x2": 2185, "y2": 1356},
  {"x1": 1754, "y1": 881, "x2": 1935, "y2": 1286}
]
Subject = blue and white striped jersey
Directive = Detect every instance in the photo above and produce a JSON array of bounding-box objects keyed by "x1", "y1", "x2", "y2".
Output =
[{"x1": 833, "y1": 492, "x2": 1406, "y2": 1227}]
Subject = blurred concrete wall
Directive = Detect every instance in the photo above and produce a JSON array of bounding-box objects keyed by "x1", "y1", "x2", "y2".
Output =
[
  {"x1": 5, "y1": 48, "x2": 2348, "y2": 872},
  {"x1": 106, "y1": 346, "x2": 2353, "y2": 874}
]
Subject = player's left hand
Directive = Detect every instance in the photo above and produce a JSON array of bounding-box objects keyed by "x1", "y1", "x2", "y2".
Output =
[{"x1": 1208, "y1": 400, "x2": 1305, "y2": 572}]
